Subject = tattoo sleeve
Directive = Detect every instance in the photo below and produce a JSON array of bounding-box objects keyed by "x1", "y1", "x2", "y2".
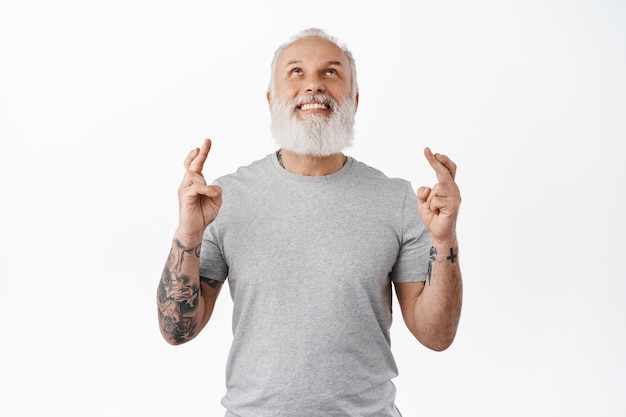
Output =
[{"x1": 157, "y1": 240, "x2": 203, "y2": 343}]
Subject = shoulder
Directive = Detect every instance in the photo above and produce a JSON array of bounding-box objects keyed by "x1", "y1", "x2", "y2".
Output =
[
  {"x1": 348, "y1": 157, "x2": 414, "y2": 196},
  {"x1": 214, "y1": 154, "x2": 275, "y2": 188}
]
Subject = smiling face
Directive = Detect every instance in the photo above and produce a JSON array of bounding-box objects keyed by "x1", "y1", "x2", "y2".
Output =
[
  {"x1": 267, "y1": 34, "x2": 360, "y2": 157},
  {"x1": 267, "y1": 36, "x2": 358, "y2": 117}
]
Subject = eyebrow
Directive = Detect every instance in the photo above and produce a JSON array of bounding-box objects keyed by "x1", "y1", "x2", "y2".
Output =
[{"x1": 285, "y1": 60, "x2": 343, "y2": 67}]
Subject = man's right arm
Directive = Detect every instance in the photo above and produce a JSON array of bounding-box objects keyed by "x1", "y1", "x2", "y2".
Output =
[
  {"x1": 157, "y1": 233, "x2": 223, "y2": 345},
  {"x1": 157, "y1": 139, "x2": 223, "y2": 345}
]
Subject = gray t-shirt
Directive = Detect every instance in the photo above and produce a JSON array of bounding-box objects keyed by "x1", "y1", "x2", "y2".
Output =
[{"x1": 200, "y1": 153, "x2": 430, "y2": 417}]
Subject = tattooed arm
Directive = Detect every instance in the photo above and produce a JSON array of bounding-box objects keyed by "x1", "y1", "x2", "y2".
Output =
[
  {"x1": 395, "y1": 240, "x2": 462, "y2": 351},
  {"x1": 157, "y1": 139, "x2": 223, "y2": 345},
  {"x1": 157, "y1": 236, "x2": 223, "y2": 345},
  {"x1": 395, "y1": 148, "x2": 463, "y2": 351}
]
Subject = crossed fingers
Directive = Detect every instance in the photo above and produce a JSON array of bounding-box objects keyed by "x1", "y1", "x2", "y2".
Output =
[
  {"x1": 419, "y1": 147, "x2": 461, "y2": 215},
  {"x1": 181, "y1": 139, "x2": 212, "y2": 188},
  {"x1": 185, "y1": 138, "x2": 212, "y2": 173},
  {"x1": 424, "y1": 147, "x2": 456, "y2": 182}
]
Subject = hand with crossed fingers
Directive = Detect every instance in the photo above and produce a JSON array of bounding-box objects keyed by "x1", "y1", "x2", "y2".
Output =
[
  {"x1": 177, "y1": 139, "x2": 223, "y2": 247},
  {"x1": 417, "y1": 147, "x2": 461, "y2": 244}
]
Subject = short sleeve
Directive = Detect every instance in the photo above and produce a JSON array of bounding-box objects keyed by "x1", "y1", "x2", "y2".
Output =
[
  {"x1": 199, "y1": 220, "x2": 229, "y2": 281},
  {"x1": 390, "y1": 183, "x2": 430, "y2": 283}
]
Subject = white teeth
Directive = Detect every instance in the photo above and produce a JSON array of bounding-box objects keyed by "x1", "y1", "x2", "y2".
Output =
[{"x1": 300, "y1": 103, "x2": 328, "y2": 111}]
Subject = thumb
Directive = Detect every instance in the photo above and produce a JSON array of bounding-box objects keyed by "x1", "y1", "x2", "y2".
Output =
[{"x1": 417, "y1": 187, "x2": 431, "y2": 205}]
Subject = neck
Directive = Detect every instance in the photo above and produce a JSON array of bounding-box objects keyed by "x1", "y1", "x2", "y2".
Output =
[{"x1": 278, "y1": 149, "x2": 347, "y2": 176}]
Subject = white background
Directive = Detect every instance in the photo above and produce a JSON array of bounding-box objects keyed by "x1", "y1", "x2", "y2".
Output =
[{"x1": 1, "y1": 1, "x2": 625, "y2": 416}]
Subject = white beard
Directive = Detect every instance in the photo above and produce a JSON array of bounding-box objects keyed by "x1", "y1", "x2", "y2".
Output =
[{"x1": 270, "y1": 93, "x2": 356, "y2": 157}]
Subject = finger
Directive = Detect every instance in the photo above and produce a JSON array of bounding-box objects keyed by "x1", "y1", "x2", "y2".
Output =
[
  {"x1": 417, "y1": 186, "x2": 431, "y2": 205},
  {"x1": 183, "y1": 148, "x2": 199, "y2": 171},
  {"x1": 429, "y1": 182, "x2": 448, "y2": 198},
  {"x1": 179, "y1": 183, "x2": 222, "y2": 200},
  {"x1": 424, "y1": 147, "x2": 457, "y2": 182},
  {"x1": 427, "y1": 185, "x2": 461, "y2": 211},
  {"x1": 428, "y1": 196, "x2": 446, "y2": 213},
  {"x1": 194, "y1": 184, "x2": 222, "y2": 199},
  {"x1": 181, "y1": 171, "x2": 208, "y2": 188},
  {"x1": 188, "y1": 139, "x2": 212, "y2": 174},
  {"x1": 434, "y1": 153, "x2": 457, "y2": 180}
]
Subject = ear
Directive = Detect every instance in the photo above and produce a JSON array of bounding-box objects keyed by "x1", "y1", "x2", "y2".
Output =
[
  {"x1": 354, "y1": 92, "x2": 359, "y2": 112},
  {"x1": 266, "y1": 91, "x2": 272, "y2": 110}
]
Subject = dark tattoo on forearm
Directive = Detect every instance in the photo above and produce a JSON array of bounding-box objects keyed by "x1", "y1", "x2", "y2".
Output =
[
  {"x1": 447, "y1": 247, "x2": 457, "y2": 263},
  {"x1": 172, "y1": 239, "x2": 202, "y2": 259},
  {"x1": 427, "y1": 247, "x2": 458, "y2": 285},
  {"x1": 157, "y1": 241, "x2": 203, "y2": 342},
  {"x1": 427, "y1": 247, "x2": 437, "y2": 285}
]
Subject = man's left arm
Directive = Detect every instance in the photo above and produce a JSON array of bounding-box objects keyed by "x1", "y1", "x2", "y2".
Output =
[{"x1": 395, "y1": 148, "x2": 463, "y2": 351}]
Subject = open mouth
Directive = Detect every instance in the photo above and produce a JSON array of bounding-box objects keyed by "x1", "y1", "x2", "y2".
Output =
[{"x1": 297, "y1": 102, "x2": 330, "y2": 111}]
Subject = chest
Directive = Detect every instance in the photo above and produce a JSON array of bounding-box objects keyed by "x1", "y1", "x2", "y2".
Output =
[{"x1": 219, "y1": 184, "x2": 403, "y2": 294}]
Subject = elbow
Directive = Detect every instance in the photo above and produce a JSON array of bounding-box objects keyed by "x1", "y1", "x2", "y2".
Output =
[
  {"x1": 161, "y1": 332, "x2": 183, "y2": 346},
  {"x1": 158, "y1": 315, "x2": 195, "y2": 346},
  {"x1": 160, "y1": 328, "x2": 193, "y2": 346},
  {"x1": 416, "y1": 329, "x2": 458, "y2": 352},
  {"x1": 424, "y1": 335, "x2": 456, "y2": 352},
  {"x1": 165, "y1": 339, "x2": 188, "y2": 346}
]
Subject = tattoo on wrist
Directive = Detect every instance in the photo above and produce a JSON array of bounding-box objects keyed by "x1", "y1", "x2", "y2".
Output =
[
  {"x1": 426, "y1": 247, "x2": 458, "y2": 285},
  {"x1": 447, "y1": 248, "x2": 457, "y2": 263},
  {"x1": 427, "y1": 247, "x2": 437, "y2": 285},
  {"x1": 174, "y1": 239, "x2": 202, "y2": 258}
]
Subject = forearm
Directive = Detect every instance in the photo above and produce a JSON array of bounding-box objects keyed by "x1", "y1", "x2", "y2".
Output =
[
  {"x1": 414, "y1": 239, "x2": 463, "y2": 351},
  {"x1": 157, "y1": 233, "x2": 208, "y2": 345}
]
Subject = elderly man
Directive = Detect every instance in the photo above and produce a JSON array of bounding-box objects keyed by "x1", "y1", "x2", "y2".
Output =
[{"x1": 157, "y1": 27, "x2": 462, "y2": 417}]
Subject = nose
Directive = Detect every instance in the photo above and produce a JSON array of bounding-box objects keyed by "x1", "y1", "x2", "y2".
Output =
[{"x1": 305, "y1": 73, "x2": 325, "y2": 94}]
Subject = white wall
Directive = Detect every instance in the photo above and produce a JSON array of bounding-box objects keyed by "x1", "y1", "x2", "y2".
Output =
[{"x1": 1, "y1": 1, "x2": 624, "y2": 415}]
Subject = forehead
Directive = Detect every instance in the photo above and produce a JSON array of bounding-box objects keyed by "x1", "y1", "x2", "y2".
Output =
[{"x1": 276, "y1": 37, "x2": 350, "y2": 68}]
